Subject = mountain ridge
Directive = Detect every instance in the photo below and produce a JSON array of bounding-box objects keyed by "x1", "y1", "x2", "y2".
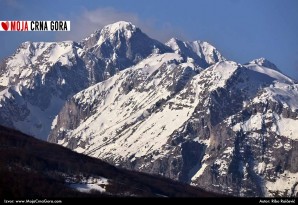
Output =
[{"x1": 0, "y1": 21, "x2": 224, "y2": 140}]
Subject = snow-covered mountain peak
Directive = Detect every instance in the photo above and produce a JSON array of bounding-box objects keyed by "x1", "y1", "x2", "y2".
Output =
[
  {"x1": 248, "y1": 57, "x2": 280, "y2": 71},
  {"x1": 244, "y1": 58, "x2": 293, "y2": 84},
  {"x1": 81, "y1": 21, "x2": 139, "y2": 49},
  {"x1": 165, "y1": 38, "x2": 226, "y2": 68},
  {"x1": 79, "y1": 21, "x2": 136, "y2": 49},
  {"x1": 165, "y1": 38, "x2": 182, "y2": 50},
  {"x1": 78, "y1": 21, "x2": 172, "y2": 76},
  {"x1": 97, "y1": 21, "x2": 137, "y2": 43},
  {"x1": 187, "y1": 40, "x2": 226, "y2": 64},
  {"x1": 104, "y1": 21, "x2": 136, "y2": 33},
  {"x1": 2, "y1": 41, "x2": 79, "y2": 78}
]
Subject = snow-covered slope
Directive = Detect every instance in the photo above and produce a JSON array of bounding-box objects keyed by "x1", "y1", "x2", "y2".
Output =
[
  {"x1": 49, "y1": 56, "x2": 298, "y2": 197},
  {"x1": 49, "y1": 52, "x2": 200, "y2": 154},
  {"x1": 1, "y1": 41, "x2": 81, "y2": 87},
  {"x1": 0, "y1": 40, "x2": 104, "y2": 139}
]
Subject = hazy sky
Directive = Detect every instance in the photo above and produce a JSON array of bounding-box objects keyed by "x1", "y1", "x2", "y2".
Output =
[{"x1": 0, "y1": 0, "x2": 297, "y2": 79}]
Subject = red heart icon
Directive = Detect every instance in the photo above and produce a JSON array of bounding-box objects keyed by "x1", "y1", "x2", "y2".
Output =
[{"x1": 1, "y1": 21, "x2": 9, "y2": 31}]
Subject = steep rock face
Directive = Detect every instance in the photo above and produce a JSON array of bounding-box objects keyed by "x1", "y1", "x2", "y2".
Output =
[{"x1": 49, "y1": 58, "x2": 298, "y2": 197}]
